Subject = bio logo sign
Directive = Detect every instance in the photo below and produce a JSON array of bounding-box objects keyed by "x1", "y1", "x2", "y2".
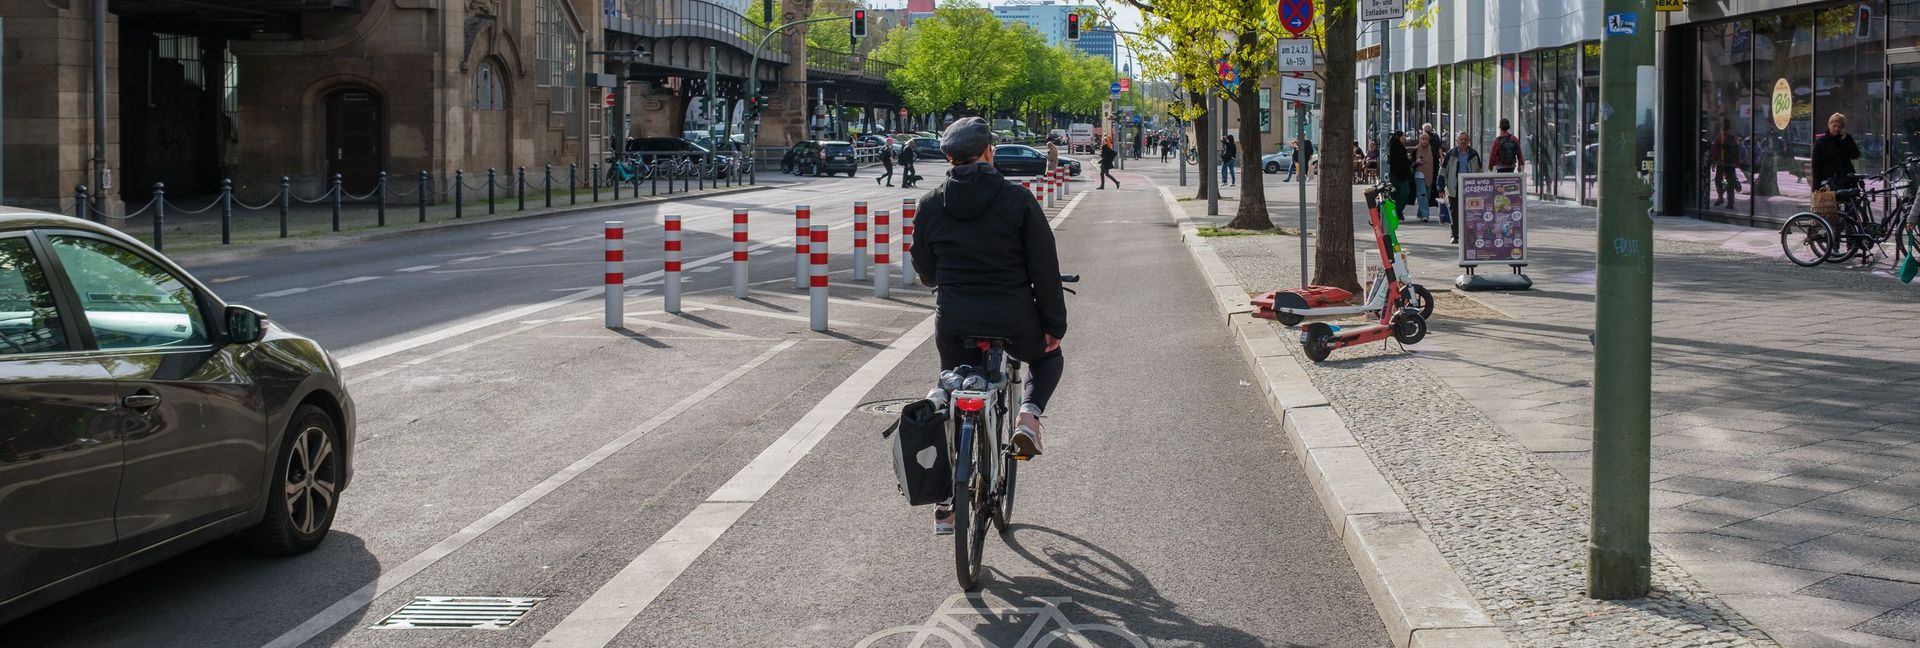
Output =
[{"x1": 1772, "y1": 78, "x2": 1793, "y2": 130}]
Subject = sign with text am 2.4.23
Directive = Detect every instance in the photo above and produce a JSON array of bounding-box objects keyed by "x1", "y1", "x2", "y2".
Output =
[{"x1": 1457, "y1": 173, "x2": 1527, "y2": 265}]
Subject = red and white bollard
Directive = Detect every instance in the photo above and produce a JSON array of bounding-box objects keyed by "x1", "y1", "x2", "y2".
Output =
[
  {"x1": 873, "y1": 209, "x2": 891, "y2": 298},
  {"x1": 852, "y1": 201, "x2": 869, "y2": 281},
  {"x1": 1022, "y1": 180, "x2": 1034, "y2": 200},
  {"x1": 901, "y1": 198, "x2": 918, "y2": 286},
  {"x1": 731, "y1": 208, "x2": 749, "y2": 299},
  {"x1": 1044, "y1": 175, "x2": 1055, "y2": 208},
  {"x1": 604, "y1": 221, "x2": 624, "y2": 329},
  {"x1": 809, "y1": 223, "x2": 828, "y2": 332},
  {"x1": 793, "y1": 205, "x2": 811, "y2": 289},
  {"x1": 663, "y1": 214, "x2": 683, "y2": 314}
]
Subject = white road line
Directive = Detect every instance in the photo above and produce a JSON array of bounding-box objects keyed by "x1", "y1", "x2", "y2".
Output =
[
  {"x1": 448, "y1": 255, "x2": 491, "y2": 264},
  {"x1": 540, "y1": 234, "x2": 605, "y2": 247},
  {"x1": 621, "y1": 317, "x2": 757, "y2": 339},
  {"x1": 428, "y1": 261, "x2": 608, "y2": 274},
  {"x1": 396, "y1": 265, "x2": 439, "y2": 273},
  {"x1": 686, "y1": 301, "x2": 905, "y2": 334},
  {"x1": 260, "y1": 340, "x2": 798, "y2": 648},
  {"x1": 329, "y1": 276, "x2": 381, "y2": 286},
  {"x1": 255, "y1": 287, "x2": 310, "y2": 299},
  {"x1": 530, "y1": 186, "x2": 1087, "y2": 648},
  {"x1": 533, "y1": 316, "x2": 936, "y2": 647}
]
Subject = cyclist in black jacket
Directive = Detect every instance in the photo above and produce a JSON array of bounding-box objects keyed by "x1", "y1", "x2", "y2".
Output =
[{"x1": 913, "y1": 117, "x2": 1066, "y2": 452}]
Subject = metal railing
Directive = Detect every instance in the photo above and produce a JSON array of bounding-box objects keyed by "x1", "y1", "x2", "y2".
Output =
[
  {"x1": 73, "y1": 160, "x2": 759, "y2": 252},
  {"x1": 805, "y1": 46, "x2": 900, "y2": 82},
  {"x1": 608, "y1": 0, "x2": 790, "y2": 63}
]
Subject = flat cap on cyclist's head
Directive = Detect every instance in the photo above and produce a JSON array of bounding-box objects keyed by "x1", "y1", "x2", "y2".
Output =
[{"x1": 941, "y1": 117, "x2": 995, "y2": 160}]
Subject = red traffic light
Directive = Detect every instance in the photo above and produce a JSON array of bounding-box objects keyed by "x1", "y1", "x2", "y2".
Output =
[
  {"x1": 1067, "y1": 13, "x2": 1081, "y2": 41},
  {"x1": 852, "y1": 9, "x2": 868, "y2": 38}
]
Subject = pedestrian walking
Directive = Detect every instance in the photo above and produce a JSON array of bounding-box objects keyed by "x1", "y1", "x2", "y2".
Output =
[
  {"x1": 1046, "y1": 137, "x2": 1061, "y2": 174},
  {"x1": 901, "y1": 142, "x2": 920, "y2": 188},
  {"x1": 1441, "y1": 132, "x2": 1483, "y2": 244},
  {"x1": 1709, "y1": 118, "x2": 1742, "y2": 207},
  {"x1": 1812, "y1": 112, "x2": 1862, "y2": 192},
  {"x1": 1387, "y1": 131, "x2": 1414, "y2": 210},
  {"x1": 1099, "y1": 138, "x2": 1121, "y2": 189},
  {"x1": 877, "y1": 141, "x2": 897, "y2": 187},
  {"x1": 1220, "y1": 135, "x2": 1239, "y2": 186},
  {"x1": 1282, "y1": 139, "x2": 1298, "y2": 182},
  {"x1": 1411, "y1": 129, "x2": 1435, "y2": 221},
  {"x1": 1489, "y1": 118, "x2": 1524, "y2": 173},
  {"x1": 1160, "y1": 135, "x2": 1172, "y2": 161},
  {"x1": 1423, "y1": 124, "x2": 1445, "y2": 201}
]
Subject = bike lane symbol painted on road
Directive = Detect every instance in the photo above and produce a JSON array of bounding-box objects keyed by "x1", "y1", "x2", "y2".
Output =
[{"x1": 856, "y1": 594, "x2": 1147, "y2": 648}]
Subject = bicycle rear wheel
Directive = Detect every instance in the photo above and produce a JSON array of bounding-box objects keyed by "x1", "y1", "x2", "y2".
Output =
[
  {"x1": 952, "y1": 415, "x2": 987, "y2": 591},
  {"x1": 1781, "y1": 213, "x2": 1834, "y2": 267}
]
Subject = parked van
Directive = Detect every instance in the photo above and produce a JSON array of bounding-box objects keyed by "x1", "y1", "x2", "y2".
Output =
[{"x1": 1068, "y1": 123, "x2": 1095, "y2": 147}]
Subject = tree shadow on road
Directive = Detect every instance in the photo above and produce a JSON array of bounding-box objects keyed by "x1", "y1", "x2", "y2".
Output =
[{"x1": 947, "y1": 524, "x2": 1316, "y2": 648}]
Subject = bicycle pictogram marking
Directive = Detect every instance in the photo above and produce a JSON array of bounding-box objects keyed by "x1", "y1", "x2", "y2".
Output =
[{"x1": 855, "y1": 594, "x2": 1147, "y2": 648}]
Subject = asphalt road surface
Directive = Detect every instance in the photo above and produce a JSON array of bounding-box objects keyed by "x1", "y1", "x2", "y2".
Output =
[{"x1": 3, "y1": 166, "x2": 1388, "y2": 647}]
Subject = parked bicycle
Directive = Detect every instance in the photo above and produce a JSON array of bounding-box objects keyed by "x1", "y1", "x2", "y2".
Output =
[
  {"x1": 1782, "y1": 157, "x2": 1919, "y2": 267},
  {"x1": 939, "y1": 273, "x2": 1079, "y2": 591}
]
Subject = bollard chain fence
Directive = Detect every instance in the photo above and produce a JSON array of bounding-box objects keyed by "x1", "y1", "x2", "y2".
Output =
[{"x1": 74, "y1": 162, "x2": 749, "y2": 251}]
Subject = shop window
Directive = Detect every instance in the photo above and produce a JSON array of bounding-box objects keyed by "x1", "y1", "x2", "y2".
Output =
[
  {"x1": 1698, "y1": 21, "x2": 1753, "y2": 215},
  {"x1": 1754, "y1": 12, "x2": 1815, "y2": 224},
  {"x1": 1818, "y1": 2, "x2": 1887, "y2": 183}
]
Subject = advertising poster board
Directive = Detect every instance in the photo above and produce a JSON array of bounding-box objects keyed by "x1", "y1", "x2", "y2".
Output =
[{"x1": 1457, "y1": 173, "x2": 1527, "y2": 266}]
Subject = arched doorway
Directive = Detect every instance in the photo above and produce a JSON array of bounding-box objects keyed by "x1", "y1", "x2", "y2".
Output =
[{"x1": 324, "y1": 87, "x2": 385, "y2": 194}]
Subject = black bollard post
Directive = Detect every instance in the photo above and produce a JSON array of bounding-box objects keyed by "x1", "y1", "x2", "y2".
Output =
[
  {"x1": 418, "y1": 171, "x2": 428, "y2": 223},
  {"x1": 76, "y1": 185, "x2": 90, "y2": 222},
  {"x1": 152, "y1": 182, "x2": 167, "y2": 251},
  {"x1": 331, "y1": 174, "x2": 343, "y2": 232},
  {"x1": 544, "y1": 164, "x2": 553, "y2": 208},
  {"x1": 651, "y1": 168, "x2": 658, "y2": 197},
  {"x1": 569, "y1": 164, "x2": 577, "y2": 205},
  {"x1": 487, "y1": 168, "x2": 497, "y2": 215},
  {"x1": 455, "y1": 169, "x2": 466, "y2": 219},
  {"x1": 377, "y1": 171, "x2": 388, "y2": 227},
  {"x1": 517, "y1": 166, "x2": 526, "y2": 211},
  {"x1": 279, "y1": 177, "x2": 291, "y2": 238},
  {"x1": 592, "y1": 162, "x2": 601, "y2": 202},
  {"x1": 613, "y1": 166, "x2": 622, "y2": 200},
  {"x1": 220, "y1": 179, "x2": 233, "y2": 245}
]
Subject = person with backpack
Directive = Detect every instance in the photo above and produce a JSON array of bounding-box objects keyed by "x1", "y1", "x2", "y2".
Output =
[
  {"x1": 877, "y1": 140, "x2": 897, "y2": 187},
  {"x1": 1099, "y1": 137, "x2": 1121, "y2": 189},
  {"x1": 1220, "y1": 135, "x2": 1239, "y2": 187},
  {"x1": 1489, "y1": 118, "x2": 1524, "y2": 173}
]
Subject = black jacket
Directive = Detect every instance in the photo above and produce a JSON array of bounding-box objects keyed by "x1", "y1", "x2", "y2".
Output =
[
  {"x1": 1099, "y1": 146, "x2": 1117, "y2": 169},
  {"x1": 911, "y1": 164, "x2": 1068, "y2": 338},
  {"x1": 1811, "y1": 133, "x2": 1861, "y2": 191}
]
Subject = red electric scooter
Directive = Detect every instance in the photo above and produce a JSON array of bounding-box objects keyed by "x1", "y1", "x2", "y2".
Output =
[{"x1": 1252, "y1": 182, "x2": 1429, "y2": 362}]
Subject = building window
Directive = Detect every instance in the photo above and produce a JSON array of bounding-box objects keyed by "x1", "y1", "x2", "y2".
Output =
[
  {"x1": 473, "y1": 62, "x2": 506, "y2": 111},
  {"x1": 222, "y1": 49, "x2": 238, "y2": 115},
  {"x1": 156, "y1": 34, "x2": 203, "y2": 89},
  {"x1": 537, "y1": 0, "x2": 582, "y2": 136},
  {"x1": 1259, "y1": 87, "x2": 1271, "y2": 133}
]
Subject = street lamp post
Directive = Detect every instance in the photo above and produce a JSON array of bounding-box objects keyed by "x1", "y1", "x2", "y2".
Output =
[{"x1": 747, "y1": 16, "x2": 853, "y2": 178}]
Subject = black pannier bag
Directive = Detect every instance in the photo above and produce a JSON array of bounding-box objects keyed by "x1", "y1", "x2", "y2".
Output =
[{"x1": 884, "y1": 398, "x2": 951, "y2": 505}]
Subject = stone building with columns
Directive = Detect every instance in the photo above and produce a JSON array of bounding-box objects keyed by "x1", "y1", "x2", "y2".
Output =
[{"x1": 0, "y1": 0, "x2": 604, "y2": 212}]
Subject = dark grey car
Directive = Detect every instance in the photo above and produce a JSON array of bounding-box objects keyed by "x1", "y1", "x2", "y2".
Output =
[{"x1": 0, "y1": 209, "x2": 356, "y2": 625}]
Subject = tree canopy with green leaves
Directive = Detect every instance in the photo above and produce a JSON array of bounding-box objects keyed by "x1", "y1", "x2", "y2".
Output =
[{"x1": 870, "y1": 0, "x2": 1113, "y2": 119}]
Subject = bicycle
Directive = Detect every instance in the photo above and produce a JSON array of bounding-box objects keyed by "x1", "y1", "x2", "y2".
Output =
[
  {"x1": 942, "y1": 273, "x2": 1078, "y2": 592},
  {"x1": 855, "y1": 593, "x2": 1147, "y2": 648},
  {"x1": 1782, "y1": 158, "x2": 1918, "y2": 267},
  {"x1": 604, "y1": 154, "x2": 649, "y2": 186}
]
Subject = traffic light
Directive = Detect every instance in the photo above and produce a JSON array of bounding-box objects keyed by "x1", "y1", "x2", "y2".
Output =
[
  {"x1": 1067, "y1": 13, "x2": 1080, "y2": 41},
  {"x1": 852, "y1": 9, "x2": 867, "y2": 39}
]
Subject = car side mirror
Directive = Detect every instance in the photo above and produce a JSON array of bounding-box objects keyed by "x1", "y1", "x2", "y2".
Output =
[{"x1": 225, "y1": 305, "x2": 268, "y2": 344}]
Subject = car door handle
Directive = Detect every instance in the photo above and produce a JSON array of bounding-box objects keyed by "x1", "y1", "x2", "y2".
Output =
[{"x1": 123, "y1": 393, "x2": 162, "y2": 410}]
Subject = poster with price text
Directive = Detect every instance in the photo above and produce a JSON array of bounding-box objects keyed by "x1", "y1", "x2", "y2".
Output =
[{"x1": 1457, "y1": 173, "x2": 1527, "y2": 266}]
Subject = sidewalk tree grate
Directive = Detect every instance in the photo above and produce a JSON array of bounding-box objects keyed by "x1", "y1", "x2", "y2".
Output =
[
  {"x1": 857, "y1": 398, "x2": 920, "y2": 416},
  {"x1": 370, "y1": 596, "x2": 545, "y2": 629}
]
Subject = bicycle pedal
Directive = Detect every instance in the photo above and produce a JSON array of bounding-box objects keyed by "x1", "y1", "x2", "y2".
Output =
[{"x1": 1012, "y1": 454, "x2": 1032, "y2": 461}]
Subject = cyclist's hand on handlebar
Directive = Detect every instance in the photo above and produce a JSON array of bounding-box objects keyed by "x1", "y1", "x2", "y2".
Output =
[{"x1": 1045, "y1": 334, "x2": 1061, "y2": 353}]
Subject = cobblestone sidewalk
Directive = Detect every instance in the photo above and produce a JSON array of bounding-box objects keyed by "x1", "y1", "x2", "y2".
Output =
[{"x1": 1136, "y1": 162, "x2": 1920, "y2": 648}]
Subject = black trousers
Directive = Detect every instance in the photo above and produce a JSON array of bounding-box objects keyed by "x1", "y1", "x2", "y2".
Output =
[{"x1": 934, "y1": 297, "x2": 1064, "y2": 415}]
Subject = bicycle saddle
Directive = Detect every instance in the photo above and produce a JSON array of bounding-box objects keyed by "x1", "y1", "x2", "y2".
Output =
[{"x1": 1836, "y1": 188, "x2": 1863, "y2": 200}]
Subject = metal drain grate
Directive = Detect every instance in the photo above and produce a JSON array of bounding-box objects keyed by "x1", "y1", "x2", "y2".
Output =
[
  {"x1": 857, "y1": 397, "x2": 920, "y2": 416},
  {"x1": 371, "y1": 596, "x2": 545, "y2": 629}
]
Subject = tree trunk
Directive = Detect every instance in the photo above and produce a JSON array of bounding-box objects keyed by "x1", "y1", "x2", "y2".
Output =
[
  {"x1": 1226, "y1": 67, "x2": 1274, "y2": 230},
  {"x1": 1193, "y1": 98, "x2": 1212, "y2": 200},
  {"x1": 1312, "y1": 5, "x2": 1361, "y2": 293}
]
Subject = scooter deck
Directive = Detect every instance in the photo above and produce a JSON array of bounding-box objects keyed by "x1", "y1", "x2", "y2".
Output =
[{"x1": 1251, "y1": 285, "x2": 1356, "y2": 320}]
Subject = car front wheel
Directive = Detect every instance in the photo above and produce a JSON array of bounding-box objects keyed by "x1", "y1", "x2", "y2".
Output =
[
  {"x1": 1265, "y1": 162, "x2": 1282, "y2": 174},
  {"x1": 240, "y1": 404, "x2": 342, "y2": 555}
]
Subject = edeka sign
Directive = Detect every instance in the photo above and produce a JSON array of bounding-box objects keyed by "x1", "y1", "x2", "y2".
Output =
[{"x1": 1457, "y1": 173, "x2": 1527, "y2": 265}]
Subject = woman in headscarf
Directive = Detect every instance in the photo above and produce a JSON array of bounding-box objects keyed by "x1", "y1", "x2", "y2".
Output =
[{"x1": 1387, "y1": 130, "x2": 1414, "y2": 209}]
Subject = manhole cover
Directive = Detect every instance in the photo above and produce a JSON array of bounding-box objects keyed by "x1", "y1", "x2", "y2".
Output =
[
  {"x1": 371, "y1": 596, "x2": 545, "y2": 629},
  {"x1": 857, "y1": 398, "x2": 919, "y2": 416}
]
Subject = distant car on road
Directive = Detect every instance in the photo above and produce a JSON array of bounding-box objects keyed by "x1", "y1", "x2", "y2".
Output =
[
  {"x1": 908, "y1": 137, "x2": 943, "y2": 161},
  {"x1": 782, "y1": 140, "x2": 859, "y2": 177},
  {"x1": 1262, "y1": 148, "x2": 1319, "y2": 176},
  {"x1": 0, "y1": 209, "x2": 356, "y2": 625},
  {"x1": 992, "y1": 144, "x2": 1052, "y2": 176}
]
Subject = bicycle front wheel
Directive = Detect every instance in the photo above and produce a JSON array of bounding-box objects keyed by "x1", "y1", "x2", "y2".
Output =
[
  {"x1": 1781, "y1": 213, "x2": 1834, "y2": 267},
  {"x1": 952, "y1": 416, "x2": 985, "y2": 591},
  {"x1": 993, "y1": 400, "x2": 1018, "y2": 533}
]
